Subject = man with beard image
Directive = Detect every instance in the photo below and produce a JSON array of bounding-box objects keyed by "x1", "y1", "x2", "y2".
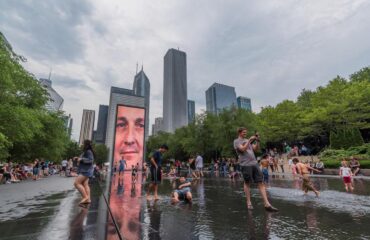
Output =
[{"x1": 114, "y1": 105, "x2": 145, "y2": 171}]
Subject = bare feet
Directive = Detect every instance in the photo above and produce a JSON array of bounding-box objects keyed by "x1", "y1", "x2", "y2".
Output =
[
  {"x1": 247, "y1": 204, "x2": 254, "y2": 210},
  {"x1": 79, "y1": 198, "x2": 91, "y2": 204},
  {"x1": 154, "y1": 196, "x2": 160, "y2": 201},
  {"x1": 315, "y1": 191, "x2": 320, "y2": 198},
  {"x1": 146, "y1": 195, "x2": 151, "y2": 201}
]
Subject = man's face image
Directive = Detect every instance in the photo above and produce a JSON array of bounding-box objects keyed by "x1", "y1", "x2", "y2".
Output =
[{"x1": 114, "y1": 105, "x2": 145, "y2": 169}]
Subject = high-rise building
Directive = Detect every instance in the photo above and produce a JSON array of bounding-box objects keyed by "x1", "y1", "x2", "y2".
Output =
[
  {"x1": 163, "y1": 48, "x2": 188, "y2": 133},
  {"x1": 205, "y1": 83, "x2": 237, "y2": 114},
  {"x1": 152, "y1": 117, "x2": 164, "y2": 136},
  {"x1": 237, "y1": 96, "x2": 252, "y2": 111},
  {"x1": 39, "y1": 78, "x2": 64, "y2": 111},
  {"x1": 62, "y1": 114, "x2": 73, "y2": 139},
  {"x1": 187, "y1": 100, "x2": 195, "y2": 123},
  {"x1": 79, "y1": 109, "x2": 95, "y2": 145},
  {"x1": 133, "y1": 67, "x2": 150, "y2": 139},
  {"x1": 95, "y1": 105, "x2": 109, "y2": 144}
]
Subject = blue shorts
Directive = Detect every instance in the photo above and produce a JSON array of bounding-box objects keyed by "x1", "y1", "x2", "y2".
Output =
[
  {"x1": 33, "y1": 168, "x2": 39, "y2": 175},
  {"x1": 262, "y1": 168, "x2": 269, "y2": 183},
  {"x1": 175, "y1": 187, "x2": 191, "y2": 201}
]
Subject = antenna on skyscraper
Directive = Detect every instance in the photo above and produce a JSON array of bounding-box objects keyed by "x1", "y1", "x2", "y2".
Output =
[
  {"x1": 48, "y1": 67, "x2": 52, "y2": 80},
  {"x1": 136, "y1": 62, "x2": 138, "y2": 74},
  {"x1": 142, "y1": 62, "x2": 143, "y2": 71}
]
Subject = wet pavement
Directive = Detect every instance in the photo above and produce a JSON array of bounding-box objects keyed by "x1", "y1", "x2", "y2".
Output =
[
  {"x1": 0, "y1": 176, "x2": 114, "y2": 240},
  {"x1": 1, "y1": 173, "x2": 370, "y2": 239}
]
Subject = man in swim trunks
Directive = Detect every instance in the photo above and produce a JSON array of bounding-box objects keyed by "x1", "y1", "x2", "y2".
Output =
[
  {"x1": 293, "y1": 158, "x2": 321, "y2": 197},
  {"x1": 171, "y1": 176, "x2": 192, "y2": 203}
]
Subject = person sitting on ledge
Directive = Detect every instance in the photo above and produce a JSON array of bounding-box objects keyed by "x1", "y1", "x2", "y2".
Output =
[
  {"x1": 171, "y1": 176, "x2": 192, "y2": 203},
  {"x1": 349, "y1": 157, "x2": 361, "y2": 176}
]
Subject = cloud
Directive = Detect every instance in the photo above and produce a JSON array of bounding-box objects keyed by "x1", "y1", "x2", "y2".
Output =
[{"x1": 1, "y1": 0, "x2": 370, "y2": 140}]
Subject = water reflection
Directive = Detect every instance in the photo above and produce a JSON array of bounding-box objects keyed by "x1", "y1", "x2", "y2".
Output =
[{"x1": 108, "y1": 172, "x2": 143, "y2": 240}]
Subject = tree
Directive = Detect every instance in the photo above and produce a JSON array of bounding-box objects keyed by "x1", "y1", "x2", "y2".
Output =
[{"x1": 94, "y1": 144, "x2": 109, "y2": 166}]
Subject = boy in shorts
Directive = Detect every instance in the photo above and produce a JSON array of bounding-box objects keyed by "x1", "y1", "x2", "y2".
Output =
[
  {"x1": 339, "y1": 161, "x2": 354, "y2": 192},
  {"x1": 171, "y1": 177, "x2": 192, "y2": 203}
]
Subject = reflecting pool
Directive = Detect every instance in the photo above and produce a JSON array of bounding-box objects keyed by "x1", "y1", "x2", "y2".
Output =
[{"x1": 110, "y1": 173, "x2": 370, "y2": 240}]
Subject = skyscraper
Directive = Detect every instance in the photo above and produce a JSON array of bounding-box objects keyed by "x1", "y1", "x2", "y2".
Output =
[
  {"x1": 79, "y1": 109, "x2": 95, "y2": 145},
  {"x1": 205, "y1": 83, "x2": 237, "y2": 114},
  {"x1": 187, "y1": 100, "x2": 195, "y2": 123},
  {"x1": 95, "y1": 105, "x2": 109, "y2": 144},
  {"x1": 237, "y1": 96, "x2": 252, "y2": 111},
  {"x1": 163, "y1": 48, "x2": 188, "y2": 133},
  {"x1": 39, "y1": 78, "x2": 64, "y2": 111},
  {"x1": 152, "y1": 117, "x2": 163, "y2": 136},
  {"x1": 133, "y1": 67, "x2": 150, "y2": 139}
]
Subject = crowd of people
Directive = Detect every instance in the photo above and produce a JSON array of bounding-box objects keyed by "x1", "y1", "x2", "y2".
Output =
[{"x1": 0, "y1": 159, "x2": 59, "y2": 184}]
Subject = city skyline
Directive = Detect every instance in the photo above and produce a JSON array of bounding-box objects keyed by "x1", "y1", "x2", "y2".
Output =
[{"x1": 1, "y1": 1, "x2": 370, "y2": 140}]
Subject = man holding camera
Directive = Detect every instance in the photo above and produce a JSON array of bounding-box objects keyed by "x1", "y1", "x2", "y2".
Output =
[{"x1": 233, "y1": 127, "x2": 278, "y2": 212}]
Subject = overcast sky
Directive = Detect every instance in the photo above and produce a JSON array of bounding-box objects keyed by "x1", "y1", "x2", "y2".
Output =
[{"x1": 1, "y1": 0, "x2": 370, "y2": 141}]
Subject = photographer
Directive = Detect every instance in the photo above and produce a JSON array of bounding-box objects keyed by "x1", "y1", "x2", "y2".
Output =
[{"x1": 233, "y1": 127, "x2": 278, "y2": 212}]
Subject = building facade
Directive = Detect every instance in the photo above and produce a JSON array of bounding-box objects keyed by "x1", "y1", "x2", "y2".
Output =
[
  {"x1": 205, "y1": 83, "x2": 237, "y2": 114},
  {"x1": 163, "y1": 48, "x2": 188, "y2": 132},
  {"x1": 94, "y1": 105, "x2": 109, "y2": 144},
  {"x1": 39, "y1": 78, "x2": 64, "y2": 112},
  {"x1": 133, "y1": 68, "x2": 150, "y2": 139},
  {"x1": 187, "y1": 100, "x2": 195, "y2": 123},
  {"x1": 152, "y1": 117, "x2": 164, "y2": 136},
  {"x1": 79, "y1": 109, "x2": 95, "y2": 145},
  {"x1": 237, "y1": 96, "x2": 252, "y2": 111}
]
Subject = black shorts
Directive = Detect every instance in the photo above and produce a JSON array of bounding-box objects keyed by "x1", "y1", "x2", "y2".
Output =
[
  {"x1": 150, "y1": 166, "x2": 161, "y2": 184},
  {"x1": 241, "y1": 165, "x2": 263, "y2": 184},
  {"x1": 62, "y1": 166, "x2": 66, "y2": 171}
]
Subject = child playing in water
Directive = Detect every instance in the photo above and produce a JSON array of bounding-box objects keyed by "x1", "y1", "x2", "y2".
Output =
[
  {"x1": 339, "y1": 161, "x2": 354, "y2": 192},
  {"x1": 260, "y1": 155, "x2": 269, "y2": 186},
  {"x1": 293, "y1": 158, "x2": 321, "y2": 197},
  {"x1": 171, "y1": 176, "x2": 192, "y2": 203}
]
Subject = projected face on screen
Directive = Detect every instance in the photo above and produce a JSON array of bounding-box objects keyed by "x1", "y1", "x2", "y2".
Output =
[{"x1": 113, "y1": 105, "x2": 145, "y2": 170}]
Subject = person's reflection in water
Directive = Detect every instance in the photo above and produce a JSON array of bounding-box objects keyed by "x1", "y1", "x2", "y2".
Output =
[
  {"x1": 246, "y1": 211, "x2": 256, "y2": 239},
  {"x1": 117, "y1": 176, "x2": 124, "y2": 196},
  {"x1": 263, "y1": 212, "x2": 272, "y2": 239},
  {"x1": 147, "y1": 200, "x2": 162, "y2": 240},
  {"x1": 69, "y1": 206, "x2": 88, "y2": 240},
  {"x1": 131, "y1": 182, "x2": 136, "y2": 198},
  {"x1": 306, "y1": 208, "x2": 319, "y2": 231}
]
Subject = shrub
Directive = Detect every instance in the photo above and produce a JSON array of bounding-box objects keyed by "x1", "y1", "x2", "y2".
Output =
[{"x1": 330, "y1": 128, "x2": 364, "y2": 149}]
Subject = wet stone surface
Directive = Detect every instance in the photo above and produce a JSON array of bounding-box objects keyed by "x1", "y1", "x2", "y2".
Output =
[{"x1": 1, "y1": 174, "x2": 370, "y2": 239}]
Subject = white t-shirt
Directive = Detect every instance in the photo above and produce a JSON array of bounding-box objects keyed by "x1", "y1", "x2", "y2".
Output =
[
  {"x1": 340, "y1": 167, "x2": 351, "y2": 177},
  {"x1": 61, "y1": 160, "x2": 68, "y2": 167},
  {"x1": 195, "y1": 155, "x2": 203, "y2": 168}
]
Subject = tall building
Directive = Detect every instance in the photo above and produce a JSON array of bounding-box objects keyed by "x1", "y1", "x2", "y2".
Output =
[
  {"x1": 152, "y1": 117, "x2": 163, "y2": 136},
  {"x1": 95, "y1": 105, "x2": 109, "y2": 144},
  {"x1": 187, "y1": 100, "x2": 195, "y2": 123},
  {"x1": 105, "y1": 87, "x2": 145, "y2": 163},
  {"x1": 79, "y1": 109, "x2": 95, "y2": 145},
  {"x1": 39, "y1": 78, "x2": 64, "y2": 111},
  {"x1": 62, "y1": 114, "x2": 73, "y2": 139},
  {"x1": 205, "y1": 83, "x2": 237, "y2": 114},
  {"x1": 237, "y1": 96, "x2": 252, "y2": 111},
  {"x1": 133, "y1": 67, "x2": 150, "y2": 139},
  {"x1": 163, "y1": 48, "x2": 188, "y2": 133}
]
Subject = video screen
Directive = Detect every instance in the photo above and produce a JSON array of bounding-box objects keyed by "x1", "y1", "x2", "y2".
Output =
[
  {"x1": 107, "y1": 104, "x2": 146, "y2": 239},
  {"x1": 113, "y1": 105, "x2": 145, "y2": 171}
]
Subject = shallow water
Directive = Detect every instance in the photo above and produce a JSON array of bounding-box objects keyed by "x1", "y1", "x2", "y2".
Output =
[{"x1": 109, "y1": 174, "x2": 370, "y2": 240}]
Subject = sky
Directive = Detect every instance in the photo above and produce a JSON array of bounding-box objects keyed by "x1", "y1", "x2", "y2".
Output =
[{"x1": 1, "y1": 0, "x2": 370, "y2": 141}]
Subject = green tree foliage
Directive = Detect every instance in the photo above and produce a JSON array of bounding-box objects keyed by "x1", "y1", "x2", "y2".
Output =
[
  {"x1": 63, "y1": 140, "x2": 81, "y2": 160},
  {"x1": 94, "y1": 144, "x2": 109, "y2": 166},
  {"x1": 0, "y1": 32, "x2": 70, "y2": 162},
  {"x1": 147, "y1": 67, "x2": 369, "y2": 161},
  {"x1": 330, "y1": 128, "x2": 364, "y2": 149}
]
